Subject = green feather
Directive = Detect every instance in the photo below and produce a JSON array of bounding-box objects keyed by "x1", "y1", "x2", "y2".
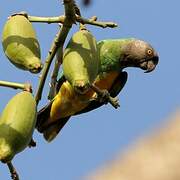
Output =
[{"x1": 98, "y1": 38, "x2": 135, "y2": 72}]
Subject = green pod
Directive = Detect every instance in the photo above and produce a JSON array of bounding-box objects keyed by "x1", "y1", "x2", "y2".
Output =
[
  {"x1": 0, "y1": 91, "x2": 37, "y2": 163},
  {"x1": 2, "y1": 15, "x2": 42, "y2": 73},
  {"x1": 63, "y1": 29, "x2": 100, "y2": 94}
]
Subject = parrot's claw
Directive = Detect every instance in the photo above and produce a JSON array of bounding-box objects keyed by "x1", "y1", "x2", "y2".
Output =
[
  {"x1": 90, "y1": 85, "x2": 120, "y2": 109},
  {"x1": 96, "y1": 89, "x2": 120, "y2": 109},
  {"x1": 96, "y1": 89, "x2": 109, "y2": 103},
  {"x1": 109, "y1": 96, "x2": 120, "y2": 109}
]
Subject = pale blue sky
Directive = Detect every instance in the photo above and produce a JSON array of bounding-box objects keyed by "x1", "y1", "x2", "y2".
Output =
[{"x1": 0, "y1": 0, "x2": 180, "y2": 179}]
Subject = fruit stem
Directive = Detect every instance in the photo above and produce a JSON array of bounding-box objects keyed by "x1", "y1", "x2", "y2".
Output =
[
  {"x1": 0, "y1": 80, "x2": 32, "y2": 92},
  {"x1": 7, "y1": 162, "x2": 20, "y2": 180}
]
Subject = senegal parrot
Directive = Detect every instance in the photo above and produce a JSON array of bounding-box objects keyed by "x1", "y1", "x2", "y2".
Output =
[{"x1": 36, "y1": 38, "x2": 159, "y2": 142}]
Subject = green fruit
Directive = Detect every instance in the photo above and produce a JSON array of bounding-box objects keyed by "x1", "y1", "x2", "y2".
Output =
[
  {"x1": 63, "y1": 29, "x2": 100, "y2": 94},
  {"x1": 0, "y1": 91, "x2": 37, "y2": 163},
  {"x1": 2, "y1": 14, "x2": 42, "y2": 73}
]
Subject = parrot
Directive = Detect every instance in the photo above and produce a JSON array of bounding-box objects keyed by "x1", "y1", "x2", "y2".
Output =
[
  {"x1": 62, "y1": 27, "x2": 118, "y2": 108},
  {"x1": 36, "y1": 38, "x2": 159, "y2": 142}
]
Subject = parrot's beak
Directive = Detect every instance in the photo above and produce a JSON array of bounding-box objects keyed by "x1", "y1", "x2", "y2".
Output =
[
  {"x1": 144, "y1": 55, "x2": 159, "y2": 73},
  {"x1": 139, "y1": 54, "x2": 159, "y2": 73}
]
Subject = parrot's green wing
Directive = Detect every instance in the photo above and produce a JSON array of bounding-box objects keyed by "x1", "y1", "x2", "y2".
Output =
[{"x1": 75, "y1": 71, "x2": 128, "y2": 115}]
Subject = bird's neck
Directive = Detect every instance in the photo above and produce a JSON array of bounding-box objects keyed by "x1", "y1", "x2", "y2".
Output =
[{"x1": 98, "y1": 38, "x2": 134, "y2": 73}]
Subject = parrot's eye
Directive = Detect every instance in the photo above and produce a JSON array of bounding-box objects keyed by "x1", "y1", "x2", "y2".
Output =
[{"x1": 147, "y1": 49, "x2": 153, "y2": 56}]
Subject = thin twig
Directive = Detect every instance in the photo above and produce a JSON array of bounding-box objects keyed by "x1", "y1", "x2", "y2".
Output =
[
  {"x1": 0, "y1": 80, "x2": 32, "y2": 92},
  {"x1": 76, "y1": 15, "x2": 118, "y2": 28},
  {"x1": 28, "y1": 15, "x2": 118, "y2": 28},
  {"x1": 35, "y1": 0, "x2": 76, "y2": 103},
  {"x1": 28, "y1": 15, "x2": 65, "y2": 24},
  {"x1": 7, "y1": 162, "x2": 19, "y2": 180},
  {"x1": 35, "y1": 30, "x2": 62, "y2": 103}
]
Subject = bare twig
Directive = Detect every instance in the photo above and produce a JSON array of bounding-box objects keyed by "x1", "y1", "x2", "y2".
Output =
[
  {"x1": 0, "y1": 80, "x2": 32, "y2": 92},
  {"x1": 28, "y1": 15, "x2": 65, "y2": 24},
  {"x1": 35, "y1": 30, "x2": 62, "y2": 103},
  {"x1": 28, "y1": 15, "x2": 118, "y2": 28},
  {"x1": 7, "y1": 162, "x2": 19, "y2": 180},
  {"x1": 76, "y1": 15, "x2": 118, "y2": 28}
]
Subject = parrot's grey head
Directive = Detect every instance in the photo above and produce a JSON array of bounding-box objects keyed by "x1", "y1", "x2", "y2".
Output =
[{"x1": 121, "y1": 39, "x2": 159, "y2": 73}]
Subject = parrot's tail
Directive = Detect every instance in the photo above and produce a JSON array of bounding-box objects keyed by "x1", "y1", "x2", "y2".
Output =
[
  {"x1": 42, "y1": 117, "x2": 70, "y2": 142},
  {"x1": 36, "y1": 102, "x2": 71, "y2": 142},
  {"x1": 36, "y1": 101, "x2": 53, "y2": 132}
]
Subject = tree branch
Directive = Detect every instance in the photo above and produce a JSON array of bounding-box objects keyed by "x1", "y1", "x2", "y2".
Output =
[
  {"x1": 76, "y1": 15, "x2": 118, "y2": 28},
  {"x1": 35, "y1": 0, "x2": 76, "y2": 103},
  {"x1": 28, "y1": 15, "x2": 65, "y2": 24},
  {"x1": 47, "y1": 0, "x2": 77, "y2": 100},
  {"x1": 28, "y1": 15, "x2": 118, "y2": 28}
]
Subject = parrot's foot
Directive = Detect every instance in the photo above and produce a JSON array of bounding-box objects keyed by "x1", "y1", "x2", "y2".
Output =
[
  {"x1": 97, "y1": 89, "x2": 120, "y2": 109},
  {"x1": 28, "y1": 138, "x2": 36, "y2": 148},
  {"x1": 90, "y1": 85, "x2": 120, "y2": 109}
]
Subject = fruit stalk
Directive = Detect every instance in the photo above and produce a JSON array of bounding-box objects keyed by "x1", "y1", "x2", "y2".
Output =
[
  {"x1": 7, "y1": 162, "x2": 19, "y2": 180},
  {"x1": 0, "y1": 80, "x2": 32, "y2": 92}
]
